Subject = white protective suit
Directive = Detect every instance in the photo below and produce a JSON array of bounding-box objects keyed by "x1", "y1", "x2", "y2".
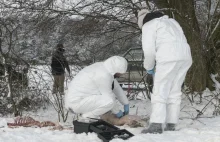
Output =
[
  {"x1": 65, "y1": 56, "x2": 129, "y2": 118},
  {"x1": 142, "y1": 15, "x2": 192, "y2": 124}
]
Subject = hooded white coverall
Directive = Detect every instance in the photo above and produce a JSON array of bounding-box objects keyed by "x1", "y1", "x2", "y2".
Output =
[
  {"x1": 142, "y1": 15, "x2": 192, "y2": 124},
  {"x1": 65, "y1": 56, "x2": 128, "y2": 118}
]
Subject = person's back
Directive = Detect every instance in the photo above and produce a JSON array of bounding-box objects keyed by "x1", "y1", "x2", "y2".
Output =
[
  {"x1": 51, "y1": 49, "x2": 68, "y2": 75},
  {"x1": 157, "y1": 16, "x2": 187, "y2": 43},
  {"x1": 66, "y1": 62, "x2": 109, "y2": 100},
  {"x1": 142, "y1": 15, "x2": 192, "y2": 64}
]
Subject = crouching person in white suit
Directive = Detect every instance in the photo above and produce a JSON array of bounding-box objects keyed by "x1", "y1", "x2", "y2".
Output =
[
  {"x1": 65, "y1": 56, "x2": 129, "y2": 121},
  {"x1": 137, "y1": 10, "x2": 192, "y2": 133}
]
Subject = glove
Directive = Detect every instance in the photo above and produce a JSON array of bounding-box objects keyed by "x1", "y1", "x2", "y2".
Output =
[
  {"x1": 115, "y1": 110, "x2": 124, "y2": 118},
  {"x1": 147, "y1": 69, "x2": 155, "y2": 75},
  {"x1": 124, "y1": 104, "x2": 129, "y2": 115}
]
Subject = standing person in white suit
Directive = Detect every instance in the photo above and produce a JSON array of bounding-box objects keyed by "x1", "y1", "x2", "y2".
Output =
[
  {"x1": 65, "y1": 56, "x2": 129, "y2": 121},
  {"x1": 137, "y1": 9, "x2": 192, "y2": 133}
]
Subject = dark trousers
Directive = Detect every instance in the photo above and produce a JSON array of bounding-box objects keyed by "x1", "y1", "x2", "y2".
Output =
[{"x1": 52, "y1": 74, "x2": 65, "y2": 95}]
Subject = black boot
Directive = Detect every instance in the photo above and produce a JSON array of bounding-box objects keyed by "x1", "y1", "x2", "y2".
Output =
[
  {"x1": 141, "y1": 123, "x2": 163, "y2": 134},
  {"x1": 164, "y1": 123, "x2": 176, "y2": 131}
]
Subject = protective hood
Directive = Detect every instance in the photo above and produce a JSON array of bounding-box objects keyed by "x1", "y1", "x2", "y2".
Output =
[
  {"x1": 103, "y1": 56, "x2": 127, "y2": 75},
  {"x1": 143, "y1": 11, "x2": 164, "y2": 25},
  {"x1": 138, "y1": 9, "x2": 150, "y2": 29}
]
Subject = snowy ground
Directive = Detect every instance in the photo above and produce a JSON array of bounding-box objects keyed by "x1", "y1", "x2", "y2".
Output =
[
  {"x1": 1, "y1": 96, "x2": 220, "y2": 142},
  {"x1": 1, "y1": 66, "x2": 220, "y2": 142}
]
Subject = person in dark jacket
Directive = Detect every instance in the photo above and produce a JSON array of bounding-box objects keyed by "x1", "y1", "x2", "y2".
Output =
[{"x1": 51, "y1": 43, "x2": 70, "y2": 95}]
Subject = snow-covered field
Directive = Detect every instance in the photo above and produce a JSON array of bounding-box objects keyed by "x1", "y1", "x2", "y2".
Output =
[
  {"x1": 1, "y1": 98, "x2": 220, "y2": 142},
  {"x1": 1, "y1": 66, "x2": 220, "y2": 142}
]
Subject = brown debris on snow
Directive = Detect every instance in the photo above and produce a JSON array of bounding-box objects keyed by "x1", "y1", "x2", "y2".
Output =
[{"x1": 6, "y1": 116, "x2": 72, "y2": 130}]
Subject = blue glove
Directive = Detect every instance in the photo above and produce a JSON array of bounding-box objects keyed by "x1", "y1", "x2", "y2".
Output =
[
  {"x1": 115, "y1": 110, "x2": 124, "y2": 118},
  {"x1": 124, "y1": 104, "x2": 129, "y2": 115},
  {"x1": 147, "y1": 69, "x2": 155, "y2": 75}
]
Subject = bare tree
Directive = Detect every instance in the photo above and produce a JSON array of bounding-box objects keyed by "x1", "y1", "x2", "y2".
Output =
[{"x1": 0, "y1": 0, "x2": 219, "y2": 117}]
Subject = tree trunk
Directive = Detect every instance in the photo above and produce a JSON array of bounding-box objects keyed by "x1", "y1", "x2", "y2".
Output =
[{"x1": 3, "y1": 57, "x2": 12, "y2": 98}]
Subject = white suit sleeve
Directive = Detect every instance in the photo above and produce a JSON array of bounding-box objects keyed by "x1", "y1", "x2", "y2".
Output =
[
  {"x1": 142, "y1": 20, "x2": 158, "y2": 70},
  {"x1": 113, "y1": 79, "x2": 129, "y2": 105}
]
